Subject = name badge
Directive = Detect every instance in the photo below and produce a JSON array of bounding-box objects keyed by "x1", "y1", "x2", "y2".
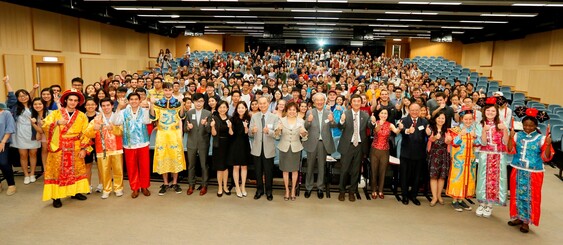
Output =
[
  {"x1": 418, "y1": 125, "x2": 424, "y2": 131},
  {"x1": 324, "y1": 119, "x2": 329, "y2": 123},
  {"x1": 267, "y1": 124, "x2": 273, "y2": 129},
  {"x1": 191, "y1": 114, "x2": 196, "y2": 120}
]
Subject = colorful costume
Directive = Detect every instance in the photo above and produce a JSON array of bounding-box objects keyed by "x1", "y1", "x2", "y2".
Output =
[
  {"x1": 476, "y1": 121, "x2": 508, "y2": 205},
  {"x1": 42, "y1": 108, "x2": 91, "y2": 201},
  {"x1": 446, "y1": 124, "x2": 481, "y2": 199},
  {"x1": 509, "y1": 131, "x2": 553, "y2": 226},
  {"x1": 112, "y1": 107, "x2": 151, "y2": 191},
  {"x1": 150, "y1": 97, "x2": 186, "y2": 174},
  {"x1": 86, "y1": 112, "x2": 124, "y2": 195}
]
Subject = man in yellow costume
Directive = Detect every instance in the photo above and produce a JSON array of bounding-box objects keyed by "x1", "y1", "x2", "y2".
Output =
[{"x1": 42, "y1": 89, "x2": 91, "y2": 208}]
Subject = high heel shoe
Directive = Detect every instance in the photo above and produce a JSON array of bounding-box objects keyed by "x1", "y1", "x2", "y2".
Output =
[
  {"x1": 217, "y1": 192, "x2": 223, "y2": 197},
  {"x1": 379, "y1": 193, "x2": 385, "y2": 199},
  {"x1": 224, "y1": 187, "x2": 231, "y2": 196},
  {"x1": 242, "y1": 190, "x2": 248, "y2": 197},
  {"x1": 291, "y1": 196, "x2": 296, "y2": 201}
]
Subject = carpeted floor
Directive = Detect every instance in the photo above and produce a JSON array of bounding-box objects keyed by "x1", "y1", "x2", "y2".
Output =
[{"x1": 0, "y1": 167, "x2": 561, "y2": 245}]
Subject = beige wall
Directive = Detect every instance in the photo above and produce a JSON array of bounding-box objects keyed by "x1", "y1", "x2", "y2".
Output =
[
  {"x1": 0, "y1": 2, "x2": 176, "y2": 101},
  {"x1": 175, "y1": 35, "x2": 224, "y2": 57},
  {"x1": 461, "y1": 30, "x2": 563, "y2": 105},
  {"x1": 409, "y1": 39, "x2": 463, "y2": 64}
]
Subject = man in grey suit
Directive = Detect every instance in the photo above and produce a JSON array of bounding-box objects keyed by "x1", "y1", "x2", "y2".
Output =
[
  {"x1": 185, "y1": 93, "x2": 211, "y2": 196},
  {"x1": 249, "y1": 97, "x2": 279, "y2": 201},
  {"x1": 303, "y1": 93, "x2": 336, "y2": 199},
  {"x1": 337, "y1": 94, "x2": 373, "y2": 202}
]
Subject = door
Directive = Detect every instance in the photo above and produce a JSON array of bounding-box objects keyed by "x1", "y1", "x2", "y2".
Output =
[{"x1": 36, "y1": 63, "x2": 63, "y2": 94}]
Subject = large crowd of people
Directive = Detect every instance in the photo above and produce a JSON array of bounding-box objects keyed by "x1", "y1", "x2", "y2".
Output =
[{"x1": 0, "y1": 46, "x2": 554, "y2": 234}]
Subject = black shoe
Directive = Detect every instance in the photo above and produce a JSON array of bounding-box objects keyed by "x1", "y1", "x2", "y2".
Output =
[
  {"x1": 172, "y1": 184, "x2": 182, "y2": 194},
  {"x1": 459, "y1": 200, "x2": 472, "y2": 211},
  {"x1": 402, "y1": 197, "x2": 409, "y2": 205},
  {"x1": 71, "y1": 193, "x2": 87, "y2": 201},
  {"x1": 224, "y1": 189, "x2": 231, "y2": 196},
  {"x1": 304, "y1": 190, "x2": 312, "y2": 198},
  {"x1": 410, "y1": 198, "x2": 421, "y2": 206},
  {"x1": 158, "y1": 184, "x2": 168, "y2": 196},
  {"x1": 317, "y1": 190, "x2": 324, "y2": 199},
  {"x1": 266, "y1": 194, "x2": 273, "y2": 201},
  {"x1": 52, "y1": 199, "x2": 62, "y2": 208},
  {"x1": 254, "y1": 192, "x2": 263, "y2": 200}
]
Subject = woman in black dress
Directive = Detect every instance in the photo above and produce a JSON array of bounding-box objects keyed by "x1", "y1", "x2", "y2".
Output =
[
  {"x1": 211, "y1": 101, "x2": 233, "y2": 197},
  {"x1": 228, "y1": 101, "x2": 252, "y2": 198}
]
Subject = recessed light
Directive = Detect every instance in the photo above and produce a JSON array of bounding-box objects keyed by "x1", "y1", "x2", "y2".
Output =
[
  {"x1": 393, "y1": 38, "x2": 402, "y2": 41},
  {"x1": 201, "y1": 8, "x2": 225, "y2": 11},
  {"x1": 512, "y1": 3, "x2": 544, "y2": 7},
  {"x1": 291, "y1": 9, "x2": 316, "y2": 12},
  {"x1": 317, "y1": 10, "x2": 343, "y2": 13},
  {"x1": 398, "y1": 1, "x2": 429, "y2": 4},
  {"x1": 412, "y1": 12, "x2": 439, "y2": 15},
  {"x1": 429, "y1": 2, "x2": 461, "y2": 5},
  {"x1": 385, "y1": 11, "x2": 411, "y2": 14},
  {"x1": 171, "y1": 15, "x2": 180, "y2": 18}
]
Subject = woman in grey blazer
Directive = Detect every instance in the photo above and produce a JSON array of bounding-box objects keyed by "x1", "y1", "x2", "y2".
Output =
[{"x1": 275, "y1": 102, "x2": 308, "y2": 201}]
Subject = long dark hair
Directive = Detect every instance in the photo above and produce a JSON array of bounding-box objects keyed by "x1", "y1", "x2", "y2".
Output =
[
  {"x1": 40, "y1": 88, "x2": 54, "y2": 108},
  {"x1": 15, "y1": 89, "x2": 32, "y2": 116},
  {"x1": 232, "y1": 101, "x2": 250, "y2": 122},
  {"x1": 430, "y1": 111, "x2": 451, "y2": 137},
  {"x1": 480, "y1": 104, "x2": 501, "y2": 130},
  {"x1": 30, "y1": 97, "x2": 47, "y2": 119}
]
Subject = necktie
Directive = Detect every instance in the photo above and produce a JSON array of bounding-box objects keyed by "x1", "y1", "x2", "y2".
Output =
[
  {"x1": 413, "y1": 118, "x2": 417, "y2": 134},
  {"x1": 261, "y1": 114, "x2": 266, "y2": 148},
  {"x1": 352, "y1": 113, "x2": 359, "y2": 147}
]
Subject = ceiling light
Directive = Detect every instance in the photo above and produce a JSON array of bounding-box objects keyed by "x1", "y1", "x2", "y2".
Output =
[
  {"x1": 287, "y1": 0, "x2": 316, "y2": 2},
  {"x1": 417, "y1": 33, "x2": 431, "y2": 36},
  {"x1": 317, "y1": 23, "x2": 337, "y2": 26},
  {"x1": 546, "y1": 4, "x2": 563, "y2": 7},
  {"x1": 245, "y1": 22, "x2": 264, "y2": 25},
  {"x1": 508, "y1": 14, "x2": 537, "y2": 17},
  {"x1": 175, "y1": 26, "x2": 186, "y2": 28},
  {"x1": 377, "y1": 19, "x2": 399, "y2": 21},
  {"x1": 401, "y1": 19, "x2": 423, "y2": 21},
  {"x1": 481, "y1": 13, "x2": 537, "y2": 17},
  {"x1": 460, "y1": 20, "x2": 508, "y2": 24},
  {"x1": 201, "y1": 8, "x2": 225, "y2": 11},
  {"x1": 236, "y1": 16, "x2": 258, "y2": 18},
  {"x1": 442, "y1": 26, "x2": 483, "y2": 29},
  {"x1": 214, "y1": 16, "x2": 236, "y2": 18},
  {"x1": 512, "y1": 3, "x2": 545, "y2": 7},
  {"x1": 398, "y1": 2, "x2": 429, "y2": 4},
  {"x1": 429, "y1": 2, "x2": 461, "y2": 5},
  {"x1": 480, "y1": 13, "x2": 507, "y2": 17},
  {"x1": 226, "y1": 21, "x2": 245, "y2": 24},
  {"x1": 296, "y1": 22, "x2": 316, "y2": 25},
  {"x1": 412, "y1": 12, "x2": 439, "y2": 15},
  {"x1": 137, "y1": 8, "x2": 162, "y2": 11},
  {"x1": 294, "y1": 17, "x2": 316, "y2": 19},
  {"x1": 158, "y1": 21, "x2": 196, "y2": 23},
  {"x1": 393, "y1": 39, "x2": 402, "y2": 41},
  {"x1": 210, "y1": 0, "x2": 238, "y2": 2},
  {"x1": 318, "y1": 17, "x2": 339, "y2": 20},
  {"x1": 225, "y1": 9, "x2": 250, "y2": 11},
  {"x1": 452, "y1": 31, "x2": 464, "y2": 34},
  {"x1": 385, "y1": 11, "x2": 411, "y2": 14},
  {"x1": 317, "y1": 10, "x2": 343, "y2": 13},
  {"x1": 171, "y1": 15, "x2": 180, "y2": 18},
  {"x1": 291, "y1": 9, "x2": 316, "y2": 12},
  {"x1": 318, "y1": 0, "x2": 348, "y2": 2}
]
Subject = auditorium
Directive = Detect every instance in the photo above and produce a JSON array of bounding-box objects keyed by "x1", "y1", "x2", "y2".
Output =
[{"x1": 0, "y1": 0, "x2": 562, "y2": 244}]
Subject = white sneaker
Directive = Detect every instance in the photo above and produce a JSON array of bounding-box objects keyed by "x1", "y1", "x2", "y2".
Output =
[
  {"x1": 101, "y1": 192, "x2": 110, "y2": 199},
  {"x1": 30, "y1": 175, "x2": 36, "y2": 183},
  {"x1": 115, "y1": 190, "x2": 124, "y2": 197},
  {"x1": 23, "y1": 176, "x2": 30, "y2": 185},
  {"x1": 483, "y1": 206, "x2": 492, "y2": 218},
  {"x1": 95, "y1": 184, "x2": 103, "y2": 193},
  {"x1": 88, "y1": 186, "x2": 92, "y2": 194},
  {"x1": 358, "y1": 176, "x2": 366, "y2": 189},
  {"x1": 475, "y1": 205, "x2": 485, "y2": 217}
]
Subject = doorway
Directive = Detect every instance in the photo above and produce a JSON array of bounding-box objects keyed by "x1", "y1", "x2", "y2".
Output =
[{"x1": 32, "y1": 55, "x2": 65, "y2": 97}]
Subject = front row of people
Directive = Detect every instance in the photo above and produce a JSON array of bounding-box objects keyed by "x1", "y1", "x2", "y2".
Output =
[{"x1": 35, "y1": 85, "x2": 553, "y2": 234}]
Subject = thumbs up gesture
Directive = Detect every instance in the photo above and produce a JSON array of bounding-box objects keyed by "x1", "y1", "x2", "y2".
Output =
[
  {"x1": 340, "y1": 113, "x2": 346, "y2": 122},
  {"x1": 425, "y1": 125, "x2": 432, "y2": 135},
  {"x1": 307, "y1": 113, "x2": 314, "y2": 122},
  {"x1": 327, "y1": 112, "x2": 334, "y2": 122}
]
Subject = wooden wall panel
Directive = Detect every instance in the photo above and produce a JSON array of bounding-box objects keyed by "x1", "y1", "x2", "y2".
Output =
[
  {"x1": 61, "y1": 15, "x2": 79, "y2": 53},
  {"x1": 519, "y1": 32, "x2": 551, "y2": 66},
  {"x1": 101, "y1": 25, "x2": 127, "y2": 56},
  {"x1": 79, "y1": 19, "x2": 102, "y2": 54},
  {"x1": 528, "y1": 70, "x2": 563, "y2": 104},
  {"x1": 3, "y1": 54, "x2": 32, "y2": 90},
  {"x1": 0, "y1": 3, "x2": 32, "y2": 51},
  {"x1": 409, "y1": 39, "x2": 463, "y2": 64},
  {"x1": 176, "y1": 35, "x2": 224, "y2": 57},
  {"x1": 224, "y1": 35, "x2": 246, "y2": 52},
  {"x1": 478, "y1": 41, "x2": 494, "y2": 67},
  {"x1": 80, "y1": 58, "x2": 117, "y2": 84},
  {"x1": 550, "y1": 29, "x2": 563, "y2": 65},
  {"x1": 31, "y1": 9, "x2": 62, "y2": 52},
  {"x1": 461, "y1": 43, "x2": 480, "y2": 67},
  {"x1": 149, "y1": 33, "x2": 161, "y2": 58}
]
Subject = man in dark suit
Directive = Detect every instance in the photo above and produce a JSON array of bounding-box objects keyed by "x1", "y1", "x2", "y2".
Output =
[
  {"x1": 398, "y1": 103, "x2": 428, "y2": 206},
  {"x1": 248, "y1": 97, "x2": 279, "y2": 201},
  {"x1": 303, "y1": 93, "x2": 336, "y2": 199},
  {"x1": 185, "y1": 93, "x2": 211, "y2": 196},
  {"x1": 337, "y1": 94, "x2": 372, "y2": 202}
]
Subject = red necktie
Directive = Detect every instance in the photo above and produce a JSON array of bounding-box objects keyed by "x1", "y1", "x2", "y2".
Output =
[{"x1": 413, "y1": 118, "x2": 417, "y2": 128}]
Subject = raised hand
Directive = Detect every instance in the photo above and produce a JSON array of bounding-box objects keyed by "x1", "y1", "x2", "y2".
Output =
[
  {"x1": 263, "y1": 126, "x2": 269, "y2": 134},
  {"x1": 307, "y1": 114, "x2": 314, "y2": 122},
  {"x1": 187, "y1": 121, "x2": 194, "y2": 130},
  {"x1": 201, "y1": 117, "x2": 207, "y2": 126},
  {"x1": 435, "y1": 132, "x2": 442, "y2": 140},
  {"x1": 483, "y1": 124, "x2": 491, "y2": 132},
  {"x1": 397, "y1": 120, "x2": 404, "y2": 130},
  {"x1": 226, "y1": 119, "x2": 232, "y2": 128},
  {"x1": 30, "y1": 117, "x2": 37, "y2": 124},
  {"x1": 497, "y1": 123, "x2": 506, "y2": 131},
  {"x1": 340, "y1": 113, "x2": 346, "y2": 122},
  {"x1": 252, "y1": 126, "x2": 258, "y2": 134},
  {"x1": 243, "y1": 120, "x2": 249, "y2": 129},
  {"x1": 327, "y1": 112, "x2": 334, "y2": 122},
  {"x1": 370, "y1": 115, "x2": 376, "y2": 125},
  {"x1": 210, "y1": 118, "x2": 216, "y2": 128},
  {"x1": 2, "y1": 75, "x2": 8, "y2": 83},
  {"x1": 33, "y1": 83, "x2": 39, "y2": 89},
  {"x1": 460, "y1": 128, "x2": 468, "y2": 136},
  {"x1": 425, "y1": 125, "x2": 432, "y2": 135},
  {"x1": 546, "y1": 132, "x2": 552, "y2": 145}
]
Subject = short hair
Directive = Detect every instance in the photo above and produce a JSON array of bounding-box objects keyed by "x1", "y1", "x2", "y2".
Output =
[
  {"x1": 312, "y1": 92, "x2": 326, "y2": 101},
  {"x1": 71, "y1": 77, "x2": 84, "y2": 85},
  {"x1": 100, "y1": 97, "x2": 113, "y2": 105},
  {"x1": 192, "y1": 93, "x2": 205, "y2": 101},
  {"x1": 117, "y1": 87, "x2": 128, "y2": 93},
  {"x1": 107, "y1": 72, "x2": 114, "y2": 77},
  {"x1": 127, "y1": 92, "x2": 140, "y2": 100},
  {"x1": 231, "y1": 90, "x2": 241, "y2": 97},
  {"x1": 162, "y1": 82, "x2": 173, "y2": 89},
  {"x1": 135, "y1": 88, "x2": 146, "y2": 94},
  {"x1": 350, "y1": 94, "x2": 362, "y2": 102},
  {"x1": 435, "y1": 92, "x2": 447, "y2": 99},
  {"x1": 50, "y1": 84, "x2": 62, "y2": 90},
  {"x1": 183, "y1": 97, "x2": 192, "y2": 103}
]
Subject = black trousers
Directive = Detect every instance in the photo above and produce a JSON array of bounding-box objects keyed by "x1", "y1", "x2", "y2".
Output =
[
  {"x1": 339, "y1": 144, "x2": 363, "y2": 193},
  {"x1": 400, "y1": 157, "x2": 423, "y2": 199},
  {"x1": 0, "y1": 143, "x2": 14, "y2": 186},
  {"x1": 253, "y1": 149, "x2": 274, "y2": 195}
]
